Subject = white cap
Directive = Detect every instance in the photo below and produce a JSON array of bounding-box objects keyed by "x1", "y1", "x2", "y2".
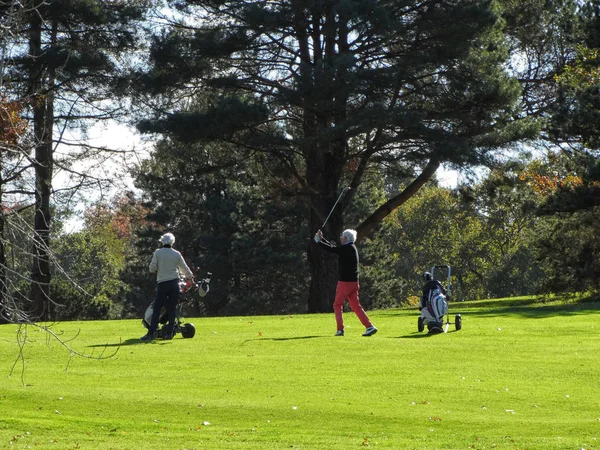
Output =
[{"x1": 159, "y1": 233, "x2": 175, "y2": 246}]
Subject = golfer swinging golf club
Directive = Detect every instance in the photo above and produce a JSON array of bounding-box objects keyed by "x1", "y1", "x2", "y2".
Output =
[{"x1": 314, "y1": 228, "x2": 378, "y2": 337}]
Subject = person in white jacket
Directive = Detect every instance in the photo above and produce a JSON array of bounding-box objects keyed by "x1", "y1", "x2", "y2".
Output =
[{"x1": 141, "y1": 233, "x2": 194, "y2": 341}]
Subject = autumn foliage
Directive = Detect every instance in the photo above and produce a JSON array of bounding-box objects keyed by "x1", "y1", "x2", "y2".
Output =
[
  {"x1": 520, "y1": 152, "x2": 600, "y2": 196},
  {"x1": 0, "y1": 96, "x2": 27, "y2": 147},
  {"x1": 520, "y1": 171, "x2": 585, "y2": 195}
]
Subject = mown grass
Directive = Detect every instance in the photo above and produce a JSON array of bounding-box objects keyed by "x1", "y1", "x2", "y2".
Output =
[{"x1": 1, "y1": 297, "x2": 599, "y2": 449}]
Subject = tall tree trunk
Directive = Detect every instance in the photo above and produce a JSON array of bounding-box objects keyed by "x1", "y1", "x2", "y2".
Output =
[
  {"x1": 306, "y1": 147, "x2": 345, "y2": 312},
  {"x1": 30, "y1": 136, "x2": 53, "y2": 321},
  {"x1": 302, "y1": 5, "x2": 351, "y2": 313},
  {"x1": 307, "y1": 198, "x2": 345, "y2": 313},
  {"x1": 306, "y1": 188, "x2": 345, "y2": 312},
  {"x1": 307, "y1": 213, "x2": 339, "y2": 314},
  {"x1": 28, "y1": 6, "x2": 55, "y2": 321},
  {"x1": 0, "y1": 188, "x2": 6, "y2": 324}
]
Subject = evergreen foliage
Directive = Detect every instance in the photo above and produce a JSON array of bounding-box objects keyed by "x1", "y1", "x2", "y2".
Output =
[
  {"x1": 136, "y1": 0, "x2": 532, "y2": 312},
  {"x1": 132, "y1": 134, "x2": 309, "y2": 316}
]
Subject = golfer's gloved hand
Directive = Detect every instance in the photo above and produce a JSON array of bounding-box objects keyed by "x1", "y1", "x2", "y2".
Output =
[{"x1": 313, "y1": 233, "x2": 321, "y2": 243}]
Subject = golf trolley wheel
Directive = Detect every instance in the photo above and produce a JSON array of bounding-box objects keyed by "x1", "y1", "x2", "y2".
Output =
[
  {"x1": 418, "y1": 316, "x2": 425, "y2": 333},
  {"x1": 455, "y1": 314, "x2": 462, "y2": 331},
  {"x1": 181, "y1": 323, "x2": 196, "y2": 339}
]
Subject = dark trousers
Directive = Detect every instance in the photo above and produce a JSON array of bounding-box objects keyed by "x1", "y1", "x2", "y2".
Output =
[{"x1": 148, "y1": 279, "x2": 180, "y2": 336}]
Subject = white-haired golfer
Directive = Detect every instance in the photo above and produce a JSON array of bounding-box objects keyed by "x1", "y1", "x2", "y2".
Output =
[
  {"x1": 314, "y1": 229, "x2": 378, "y2": 337},
  {"x1": 141, "y1": 232, "x2": 194, "y2": 341}
]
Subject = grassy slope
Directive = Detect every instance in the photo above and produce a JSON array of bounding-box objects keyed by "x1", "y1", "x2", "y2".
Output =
[{"x1": 1, "y1": 298, "x2": 599, "y2": 449}]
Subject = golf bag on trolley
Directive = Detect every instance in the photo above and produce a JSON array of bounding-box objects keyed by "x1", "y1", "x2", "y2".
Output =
[
  {"x1": 417, "y1": 265, "x2": 462, "y2": 334},
  {"x1": 142, "y1": 270, "x2": 211, "y2": 339},
  {"x1": 419, "y1": 288, "x2": 448, "y2": 332}
]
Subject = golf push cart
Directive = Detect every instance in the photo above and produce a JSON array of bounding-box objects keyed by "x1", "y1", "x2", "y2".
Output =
[
  {"x1": 417, "y1": 265, "x2": 462, "y2": 334},
  {"x1": 142, "y1": 269, "x2": 212, "y2": 339}
]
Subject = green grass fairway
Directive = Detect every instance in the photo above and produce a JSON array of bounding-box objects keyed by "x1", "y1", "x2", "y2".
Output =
[{"x1": 1, "y1": 298, "x2": 599, "y2": 449}]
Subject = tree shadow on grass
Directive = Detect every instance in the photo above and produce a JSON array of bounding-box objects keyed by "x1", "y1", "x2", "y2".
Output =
[
  {"x1": 384, "y1": 299, "x2": 600, "y2": 320},
  {"x1": 450, "y1": 302, "x2": 600, "y2": 319}
]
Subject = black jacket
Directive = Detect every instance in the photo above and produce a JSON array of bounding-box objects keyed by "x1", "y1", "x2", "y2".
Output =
[{"x1": 317, "y1": 241, "x2": 359, "y2": 282}]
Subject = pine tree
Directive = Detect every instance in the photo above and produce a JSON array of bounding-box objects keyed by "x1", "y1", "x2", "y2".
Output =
[
  {"x1": 132, "y1": 134, "x2": 309, "y2": 315},
  {"x1": 138, "y1": 0, "x2": 531, "y2": 312}
]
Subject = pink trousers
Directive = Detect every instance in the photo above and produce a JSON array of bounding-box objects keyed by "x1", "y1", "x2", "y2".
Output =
[{"x1": 333, "y1": 281, "x2": 372, "y2": 331}]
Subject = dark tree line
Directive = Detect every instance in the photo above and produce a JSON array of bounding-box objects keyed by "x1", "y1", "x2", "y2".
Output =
[
  {"x1": 105, "y1": 149, "x2": 598, "y2": 318},
  {"x1": 0, "y1": 0, "x2": 598, "y2": 322},
  {"x1": 134, "y1": 0, "x2": 535, "y2": 312}
]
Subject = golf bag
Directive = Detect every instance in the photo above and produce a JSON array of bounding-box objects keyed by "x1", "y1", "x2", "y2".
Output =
[
  {"x1": 417, "y1": 265, "x2": 462, "y2": 334},
  {"x1": 142, "y1": 271, "x2": 212, "y2": 339},
  {"x1": 420, "y1": 288, "x2": 448, "y2": 330}
]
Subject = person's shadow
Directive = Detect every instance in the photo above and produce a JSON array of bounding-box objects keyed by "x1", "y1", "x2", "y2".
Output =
[
  {"x1": 241, "y1": 335, "x2": 327, "y2": 345},
  {"x1": 87, "y1": 338, "x2": 149, "y2": 348}
]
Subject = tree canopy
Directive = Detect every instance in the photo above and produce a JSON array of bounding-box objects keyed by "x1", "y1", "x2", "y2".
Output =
[
  {"x1": 136, "y1": 0, "x2": 535, "y2": 311},
  {"x1": 1, "y1": 0, "x2": 598, "y2": 322}
]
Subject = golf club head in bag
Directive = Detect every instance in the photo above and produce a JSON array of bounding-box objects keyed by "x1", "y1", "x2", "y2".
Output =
[{"x1": 198, "y1": 272, "x2": 212, "y2": 298}]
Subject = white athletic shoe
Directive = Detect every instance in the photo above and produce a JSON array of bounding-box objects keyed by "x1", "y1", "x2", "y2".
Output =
[
  {"x1": 362, "y1": 326, "x2": 378, "y2": 337},
  {"x1": 334, "y1": 330, "x2": 344, "y2": 336}
]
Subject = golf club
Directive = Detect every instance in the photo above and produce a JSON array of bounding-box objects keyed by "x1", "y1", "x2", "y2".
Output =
[{"x1": 321, "y1": 186, "x2": 351, "y2": 229}]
